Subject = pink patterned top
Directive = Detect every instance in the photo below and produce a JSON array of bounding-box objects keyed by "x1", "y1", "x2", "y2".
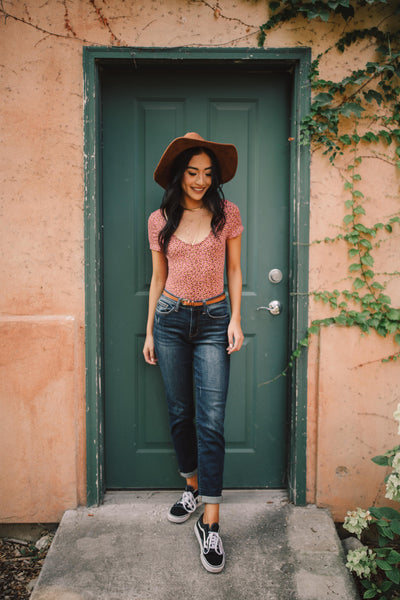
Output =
[{"x1": 148, "y1": 200, "x2": 243, "y2": 300}]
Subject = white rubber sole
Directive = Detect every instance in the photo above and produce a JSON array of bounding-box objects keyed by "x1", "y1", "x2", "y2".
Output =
[
  {"x1": 194, "y1": 522, "x2": 225, "y2": 573},
  {"x1": 167, "y1": 511, "x2": 192, "y2": 523}
]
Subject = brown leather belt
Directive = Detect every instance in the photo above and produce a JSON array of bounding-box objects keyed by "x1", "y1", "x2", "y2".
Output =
[{"x1": 163, "y1": 290, "x2": 226, "y2": 307}]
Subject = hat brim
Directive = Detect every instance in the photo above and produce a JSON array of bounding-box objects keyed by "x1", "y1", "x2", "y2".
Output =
[{"x1": 154, "y1": 136, "x2": 238, "y2": 189}]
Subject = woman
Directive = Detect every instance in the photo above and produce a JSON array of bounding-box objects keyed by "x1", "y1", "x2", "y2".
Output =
[{"x1": 143, "y1": 132, "x2": 244, "y2": 573}]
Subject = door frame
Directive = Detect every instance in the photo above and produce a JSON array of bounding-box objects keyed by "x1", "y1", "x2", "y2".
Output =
[{"x1": 83, "y1": 46, "x2": 311, "y2": 506}]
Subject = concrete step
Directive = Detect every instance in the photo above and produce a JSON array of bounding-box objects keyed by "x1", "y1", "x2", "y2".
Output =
[{"x1": 31, "y1": 490, "x2": 359, "y2": 600}]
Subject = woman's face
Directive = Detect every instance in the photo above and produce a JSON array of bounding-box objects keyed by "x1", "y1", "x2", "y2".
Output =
[{"x1": 181, "y1": 152, "x2": 212, "y2": 208}]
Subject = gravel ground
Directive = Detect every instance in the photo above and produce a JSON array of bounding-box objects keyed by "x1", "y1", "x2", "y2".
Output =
[{"x1": 0, "y1": 530, "x2": 55, "y2": 599}]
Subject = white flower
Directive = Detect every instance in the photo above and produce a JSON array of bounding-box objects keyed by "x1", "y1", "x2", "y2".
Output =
[
  {"x1": 343, "y1": 508, "x2": 372, "y2": 539},
  {"x1": 346, "y1": 548, "x2": 377, "y2": 579},
  {"x1": 392, "y1": 452, "x2": 400, "y2": 474},
  {"x1": 394, "y1": 403, "x2": 400, "y2": 435},
  {"x1": 385, "y1": 473, "x2": 400, "y2": 502}
]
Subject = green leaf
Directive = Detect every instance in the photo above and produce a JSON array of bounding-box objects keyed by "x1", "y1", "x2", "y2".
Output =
[
  {"x1": 362, "y1": 132, "x2": 380, "y2": 143},
  {"x1": 349, "y1": 248, "x2": 359, "y2": 257},
  {"x1": 335, "y1": 314, "x2": 348, "y2": 325},
  {"x1": 361, "y1": 254, "x2": 374, "y2": 266},
  {"x1": 360, "y1": 239, "x2": 372, "y2": 250},
  {"x1": 354, "y1": 205, "x2": 366, "y2": 215},
  {"x1": 340, "y1": 134, "x2": 352, "y2": 145},
  {"x1": 379, "y1": 534, "x2": 388, "y2": 547},
  {"x1": 355, "y1": 223, "x2": 374, "y2": 235},
  {"x1": 386, "y1": 569, "x2": 400, "y2": 584},
  {"x1": 349, "y1": 263, "x2": 361, "y2": 271},
  {"x1": 308, "y1": 324, "x2": 320, "y2": 334},
  {"x1": 353, "y1": 190, "x2": 364, "y2": 198},
  {"x1": 344, "y1": 214, "x2": 354, "y2": 225},
  {"x1": 363, "y1": 89, "x2": 383, "y2": 105},
  {"x1": 371, "y1": 454, "x2": 390, "y2": 466},
  {"x1": 354, "y1": 278, "x2": 366, "y2": 289},
  {"x1": 340, "y1": 103, "x2": 365, "y2": 118},
  {"x1": 373, "y1": 507, "x2": 400, "y2": 520},
  {"x1": 381, "y1": 580, "x2": 392, "y2": 593},
  {"x1": 376, "y1": 559, "x2": 392, "y2": 570},
  {"x1": 313, "y1": 92, "x2": 334, "y2": 106},
  {"x1": 346, "y1": 233, "x2": 360, "y2": 244},
  {"x1": 388, "y1": 549, "x2": 400, "y2": 562},
  {"x1": 363, "y1": 269, "x2": 374, "y2": 279},
  {"x1": 395, "y1": 333, "x2": 400, "y2": 346},
  {"x1": 344, "y1": 181, "x2": 353, "y2": 190},
  {"x1": 363, "y1": 590, "x2": 377, "y2": 599},
  {"x1": 387, "y1": 309, "x2": 400, "y2": 321},
  {"x1": 379, "y1": 130, "x2": 392, "y2": 144},
  {"x1": 316, "y1": 8, "x2": 330, "y2": 21}
]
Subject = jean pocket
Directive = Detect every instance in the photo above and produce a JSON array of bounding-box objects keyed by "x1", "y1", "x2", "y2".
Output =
[
  {"x1": 155, "y1": 297, "x2": 176, "y2": 315},
  {"x1": 206, "y1": 301, "x2": 230, "y2": 320}
]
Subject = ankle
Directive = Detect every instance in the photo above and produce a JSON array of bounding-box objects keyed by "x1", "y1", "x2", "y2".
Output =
[
  {"x1": 203, "y1": 504, "x2": 219, "y2": 526},
  {"x1": 186, "y1": 475, "x2": 198, "y2": 490}
]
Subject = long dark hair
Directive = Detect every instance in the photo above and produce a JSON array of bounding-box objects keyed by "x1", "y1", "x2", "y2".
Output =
[{"x1": 158, "y1": 147, "x2": 226, "y2": 253}]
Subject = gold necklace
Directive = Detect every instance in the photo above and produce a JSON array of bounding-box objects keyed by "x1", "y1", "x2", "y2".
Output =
[{"x1": 182, "y1": 205, "x2": 205, "y2": 212}]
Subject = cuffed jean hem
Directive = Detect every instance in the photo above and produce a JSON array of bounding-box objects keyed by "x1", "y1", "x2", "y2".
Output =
[
  {"x1": 180, "y1": 468, "x2": 198, "y2": 479},
  {"x1": 200, "y1": 495, "x2": 223, "y2": 504}
]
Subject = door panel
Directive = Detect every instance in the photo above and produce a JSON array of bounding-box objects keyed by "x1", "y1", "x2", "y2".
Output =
[{"x1": 102, "y1": 65, "x2": 291, "y2": 488}]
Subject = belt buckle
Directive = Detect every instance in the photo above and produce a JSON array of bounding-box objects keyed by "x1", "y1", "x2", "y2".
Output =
[{"x1": 185, "y1": 299, "x2": 197, "y2": 307}]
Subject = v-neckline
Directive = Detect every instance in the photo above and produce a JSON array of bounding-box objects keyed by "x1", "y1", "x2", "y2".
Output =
[{"x1": 172, "y1": 229, "x2": 212, "y2": 246}]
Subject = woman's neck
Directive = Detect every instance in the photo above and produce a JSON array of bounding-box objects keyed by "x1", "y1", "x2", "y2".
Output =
[{"x1": 182, "y1": 204, "x2": 204, "y2": 212}]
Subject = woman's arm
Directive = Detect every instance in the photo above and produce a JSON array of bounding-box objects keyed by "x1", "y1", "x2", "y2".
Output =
[
  {"x1": 143, "y1": 250, "x2": 168, "y2": 365},
  {"x1": 226, "y1": 235, "x2": 244, "y2": 354}
]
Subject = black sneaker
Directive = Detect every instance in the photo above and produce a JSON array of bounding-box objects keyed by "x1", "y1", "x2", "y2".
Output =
[
  {"x1": 194, "y1": 515, "x2": 225, "y2": 573},
  {"x1": 167, "y1": 486, "x2": 201, "y2": 523}
]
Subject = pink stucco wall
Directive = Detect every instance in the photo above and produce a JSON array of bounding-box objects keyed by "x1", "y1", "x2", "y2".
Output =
[{"x1": 1, "y1": 0, "x2": 399, "y2": 522}]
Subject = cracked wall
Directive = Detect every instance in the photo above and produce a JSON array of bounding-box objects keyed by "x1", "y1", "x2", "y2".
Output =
[{"x1": 1, "y1": 0, "x2": 399, "y2": 521}]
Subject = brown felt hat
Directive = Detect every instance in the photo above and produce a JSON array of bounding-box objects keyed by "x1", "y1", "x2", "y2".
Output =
[{"x1": 154, "y1": 132, "x2": 238, "y2": 189}]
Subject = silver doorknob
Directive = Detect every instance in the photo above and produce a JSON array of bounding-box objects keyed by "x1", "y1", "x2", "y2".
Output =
[{"x1": 256, "y1": 300, "x2": 281, "y2": 316}]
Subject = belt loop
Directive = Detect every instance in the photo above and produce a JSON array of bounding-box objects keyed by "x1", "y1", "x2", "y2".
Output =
[
  {"x1": 175, "y1": 298, "x2": 181, "y2": 312},
  {"x1": 202, "y1": 299, "x2": 207, "y2": 314}
]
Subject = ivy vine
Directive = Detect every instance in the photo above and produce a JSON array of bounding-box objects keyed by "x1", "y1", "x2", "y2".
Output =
[{"x1": 259, "y1": 0, "x2": 400, "y2": 365}]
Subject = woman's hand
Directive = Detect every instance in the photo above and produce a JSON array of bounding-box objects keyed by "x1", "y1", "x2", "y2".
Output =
[
  {"x1": 227, "y1": 318, "x2": 244, "y2": 354},
  {"x1": 143, "y1": 334, "x2": 158, "y2": 365}
]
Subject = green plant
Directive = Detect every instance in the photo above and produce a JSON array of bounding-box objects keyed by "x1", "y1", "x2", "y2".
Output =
[
  {"x1": 343, "y1": 405, "x2": 400, "y2": 598},
  {"x1": 259, "y1": 0, "x2": 400, "y2": 367}
]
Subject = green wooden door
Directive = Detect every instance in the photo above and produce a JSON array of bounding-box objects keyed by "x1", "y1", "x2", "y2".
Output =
[{"x1": 102, "y1": 64, "x2": 291, "y2": 489}]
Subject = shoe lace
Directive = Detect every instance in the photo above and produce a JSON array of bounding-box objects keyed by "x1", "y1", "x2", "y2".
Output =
[
  {"x1": 205, "y1": 531, "x2": 223, "y2": 555},
  {"x1": 179, "y1": 490, "x2": 196, "y2": 512}
]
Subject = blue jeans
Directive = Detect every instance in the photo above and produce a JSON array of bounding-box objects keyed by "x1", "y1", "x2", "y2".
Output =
[{"x1": 153, "y1": 293, "x2": 230, "y2": 504}]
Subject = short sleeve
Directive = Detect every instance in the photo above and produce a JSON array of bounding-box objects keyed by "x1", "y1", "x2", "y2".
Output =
[
  {"x1": 148, "y1": 210, "x2": 164, "y2": 252},
  {"x1": 225, "y1": 201, "x2": 244, "y2": 239}
]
